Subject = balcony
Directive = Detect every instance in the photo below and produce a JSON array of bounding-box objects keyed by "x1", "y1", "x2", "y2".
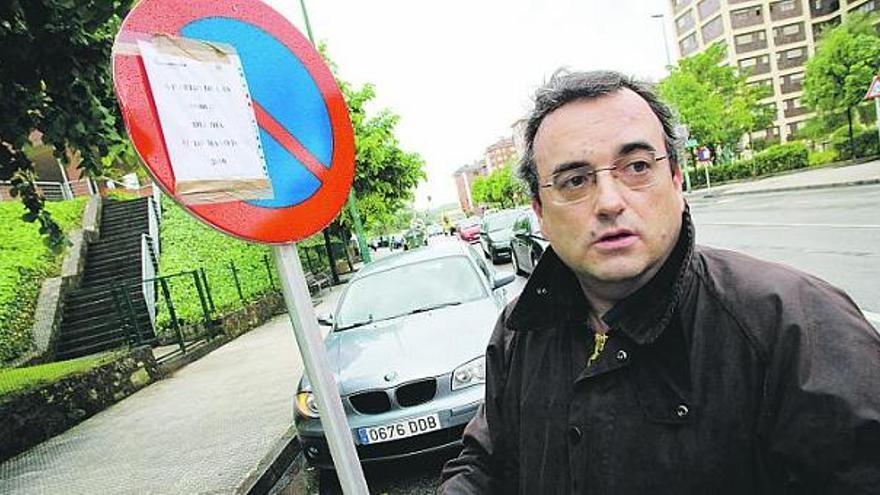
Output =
[
  {"x1": 735, "y1": 31, "x2": 768, "y2": 53},
  {"x1": 774, "y1": 22, "x2": 805, "y2": 46},
  {"x1": 731, "y1": 6, "x2": 765, "y2": 29},
  {"x1": 780, "y1": 81, "x2": 803, "y2": 94},
  {"x1": 777, "y1": 48, "x2": 807, "y2": 70},
  {"x1": 784, "y1": 105, "x2": 809, "y2": 118},
  {"x1": 740, "y1": 59, "x2": 771, "y2": 76},
  {"x1": 769, "y1": 0, "x2": 803, "y2": 21},
  {"x1": 810, "y1": 0, "x2": 840, "y2": 17}
]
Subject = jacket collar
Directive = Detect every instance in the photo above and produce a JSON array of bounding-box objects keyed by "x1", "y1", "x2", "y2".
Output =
[{"x1": 507, "y1": 208, "x2": 695, "y2": 346}]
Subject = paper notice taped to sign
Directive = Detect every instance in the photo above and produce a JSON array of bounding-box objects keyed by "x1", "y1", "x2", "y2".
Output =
[{"x1": 138, "y1": 35, "x2": 272, "y2": 204}]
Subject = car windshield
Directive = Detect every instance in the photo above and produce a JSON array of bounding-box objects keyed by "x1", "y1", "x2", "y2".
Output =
[
  {"x1": 335, "y1": 255, "x2": 487, "y2": 329},
  {"x1": 486, "y1": 211, "x2": 519, "y2": 232}
]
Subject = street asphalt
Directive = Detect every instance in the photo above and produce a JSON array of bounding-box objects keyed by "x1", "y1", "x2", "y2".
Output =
[{"x1": 1, "y1": 160, "x2": 877, "y2": 494}]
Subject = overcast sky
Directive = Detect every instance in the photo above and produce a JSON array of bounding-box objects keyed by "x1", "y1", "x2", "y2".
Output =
[{"x1": 264, "y1": 0, "x2": 674, "y2": 209}]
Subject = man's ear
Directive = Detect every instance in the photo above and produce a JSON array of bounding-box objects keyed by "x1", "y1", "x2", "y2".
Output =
[
  {"x1": 532, "y1": 199, "x2": 549, "y2": 240},
  {"x1": 672, "y1": 165, "x2": 685, "y2": 211}
]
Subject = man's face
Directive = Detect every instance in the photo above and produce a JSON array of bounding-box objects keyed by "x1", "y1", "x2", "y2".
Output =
[{"x1": 532, "y1": 89, "x2": 684, "y2": 289}]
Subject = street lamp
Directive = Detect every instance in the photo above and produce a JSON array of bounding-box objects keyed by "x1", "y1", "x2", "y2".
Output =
[{"x1": 651, "y1": 13, "x2": 672, "y2": 68}]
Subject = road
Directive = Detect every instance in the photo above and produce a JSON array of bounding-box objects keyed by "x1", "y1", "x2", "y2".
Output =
[{"x1": 288, "y1": 184, "x2": 879, "y2": 494}]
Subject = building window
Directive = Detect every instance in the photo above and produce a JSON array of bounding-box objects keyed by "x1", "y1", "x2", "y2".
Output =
[
  {"x1": 731, "y1": 6, "x2": 764, "y2": 28},
  {"x1": 851, "y1": 0, "x2": 878, "y2": 14},
  {"x1": 701, "y1": 15, "x2": 724, "y2": 42},
  {"x1": 676, "y1": 11, "x2": 696, "y2": 34},
  {"x1": 782, "y1": 24, "x2": 800, "y2": 35},
  {"x1": 680, "y1": 33, "x2": 699, "y2": 55},
  {"x1": 698, "y1": 0, "x2": 721, "y2": 19}
]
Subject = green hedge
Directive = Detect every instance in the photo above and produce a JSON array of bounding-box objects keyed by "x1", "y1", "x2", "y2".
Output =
[
  {"x1": 688, "y1": 142, "x2": 808, "y2": 189},
  {"x1": 832, "y1": 126, "x2": 880, "y2": 159},
  {"x1": 156, "y1": 198, "x2": 275, "y2": 331},
  {"x1": 0, "y1": 198, "x2": 88, "y2": 364}
]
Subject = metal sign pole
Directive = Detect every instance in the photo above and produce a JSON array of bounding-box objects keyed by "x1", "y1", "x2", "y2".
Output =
[{"x1": 273, "y1": 244, "x2": 369, "y2": 494}]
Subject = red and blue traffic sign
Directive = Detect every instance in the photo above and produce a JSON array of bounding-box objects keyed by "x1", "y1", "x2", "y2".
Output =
[{"x1": 112, "y1": 0, "x2": 355, "y2": 243}]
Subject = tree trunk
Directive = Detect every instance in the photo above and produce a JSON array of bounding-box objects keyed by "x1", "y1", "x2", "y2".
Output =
[
  {"x1": 847, "y1": 106, "x2": 856, "y2": 161},
  {"x1": 322, "y1": 229, "x2": 340, "y2": 285}
]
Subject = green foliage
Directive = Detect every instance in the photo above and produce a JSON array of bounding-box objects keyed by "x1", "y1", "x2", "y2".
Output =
[
  {"x1": 156, "y1": 198, "x2": 275, "y2": 331},
  {"x1": 470, "y1": 163, "x2": 528, "y2": 209},
  {"x1": 0, "y1": 198, "x2": 88, "y2": 364},
  {"x1": 832, "y1": 125, "x2": 880, "y2": 158},
  {"x1": 803, "y1": 13, "x2": 880, "y2": 158},
  {"x1": 1, "y1": 0, "x2": 133, "y2": 250},
  {"x1": 688, "y1": 142, "x2": 808, "y2": 188},
  {"x1": 658, "y1": 43, "x2": 775, "y2": 151},
  {"x1": 317, "y1": 45, "x2": 426, "y2": 235},
  {"x1": 0, "y1": 351, "x2": 118, "y2": 398},
  {"x1": 809, "y1": 149, "x2": 838, "y2": 166}
]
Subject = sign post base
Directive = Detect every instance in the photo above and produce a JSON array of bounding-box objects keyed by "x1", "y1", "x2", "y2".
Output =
[{"x1": 273, "y1": 244, "x2": 369, "y2": 494}]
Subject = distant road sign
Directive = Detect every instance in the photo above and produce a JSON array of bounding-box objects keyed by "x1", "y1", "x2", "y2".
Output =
[
  {"x1": 865, "y1": 75, "x2": 880, "y2": 100},
  {"x1": 113, "y1": 0, "x2": 355, "y2": 243}
]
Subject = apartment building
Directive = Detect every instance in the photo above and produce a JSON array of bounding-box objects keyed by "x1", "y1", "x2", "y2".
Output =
[{"x1": 670, "y1": 0, "x2": 880, "y2": 142}]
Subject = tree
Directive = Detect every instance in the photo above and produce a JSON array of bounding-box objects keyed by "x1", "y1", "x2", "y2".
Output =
[
  {"x1": 657, "y1": 43, "x2": 775, "y2": 160},
  {"x1": 1, "y1": 1, "x2": 132, "y2": 250},
  {"x1": 470, "y1": 163, "x2": 528, "y2": 209},
  {"x1": 803, "y1": 13, "x2": 880, "y2": 160}
]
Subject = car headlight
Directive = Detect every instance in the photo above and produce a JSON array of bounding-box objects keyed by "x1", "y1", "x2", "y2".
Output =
[
  {"x1": 452, "y1": 356, "x2": 485, "y2": 391},
  {"x1": 296, "y1": 391, "x2": 320, "y2": 418}
]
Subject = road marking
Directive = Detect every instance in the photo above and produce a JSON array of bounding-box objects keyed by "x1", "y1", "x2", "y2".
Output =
[{"x1": 700, "y1": 222, "x2": 880, "y2": 230}]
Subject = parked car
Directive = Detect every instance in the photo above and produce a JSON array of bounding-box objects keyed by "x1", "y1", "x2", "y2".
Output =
[
  {"x1": 456, "y1": 217, "x2": 481, "y2": 243},
  {"x1": 295, "y1": 242, "x2": 515, "y2": 469},
  {"x1": 510, "y1": 208, "x2": 549, "y2": 276},
  {"x1": 426, "y1": 223, "x2": 443, "y2": 237},
  {"x1": 479, "y1": 209, "x2": 520, "y2": 263}
]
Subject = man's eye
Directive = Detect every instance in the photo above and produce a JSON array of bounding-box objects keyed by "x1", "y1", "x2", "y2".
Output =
[
  {"x1": 560, "y1": 174, "x2": 589, "y2": 189},
  {"x1": 625, "y1": 160, "x2": 651, "y2": 174}
]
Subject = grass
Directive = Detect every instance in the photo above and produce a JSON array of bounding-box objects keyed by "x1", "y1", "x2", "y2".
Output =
[
  {"x1": 0, "y1": 351, "x2": 118, "y2": 398},
  {"x1": 0, "y1": 197, "x2": 88, "y2": 364}
]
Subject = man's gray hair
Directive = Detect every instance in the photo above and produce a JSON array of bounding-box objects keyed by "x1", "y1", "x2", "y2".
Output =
[{"x1": 517, "y1": 70, "x2": 680, "y2": 201}]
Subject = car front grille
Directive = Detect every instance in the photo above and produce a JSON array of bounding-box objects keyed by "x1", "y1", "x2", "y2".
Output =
[
  {"x1": 349, "y1": 391, "x2": 391, "y2": 414},
  {"x1": 396, "y1": 378, "x2": 437, "y2": 407}
]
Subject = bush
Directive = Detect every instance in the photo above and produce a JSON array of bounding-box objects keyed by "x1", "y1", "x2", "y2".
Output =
[
  {"x1": 832, "y1": 126, "x2": 880, "y2": 159},
  {"x1": 0, "y1": 198, "x2": 88, "y2": 364},
  {"x1": 809, "y1": 149, "x2": 838, "y2": 166},
  {"x1": 687, "y1": 142, "x2": 809, "y2": 189}
]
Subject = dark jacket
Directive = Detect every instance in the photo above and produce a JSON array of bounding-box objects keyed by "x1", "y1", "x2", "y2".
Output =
[{"x1": 440, "y1": 212, "x2": 880, "y2": 494}]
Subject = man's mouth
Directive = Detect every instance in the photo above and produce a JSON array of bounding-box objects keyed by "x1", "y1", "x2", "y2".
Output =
[{"x1": 594, "y1": 229, "x2": 638, "y2": 249}]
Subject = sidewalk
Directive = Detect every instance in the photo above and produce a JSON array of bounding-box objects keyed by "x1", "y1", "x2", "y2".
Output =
[
  {"x1": 685, "y1": 159, "x2": 880, "y2": 198},
  {"x1": 0, "y1": 282, "x2": 348, "y2": 494}
]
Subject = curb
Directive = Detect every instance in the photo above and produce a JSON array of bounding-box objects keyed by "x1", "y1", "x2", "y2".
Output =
[
  {"x1": 690, "y1": 178, "x2": 880, "y2": 199},
  {"x1": 237, "y1": 426, "x2": 303, "y2": 494}
]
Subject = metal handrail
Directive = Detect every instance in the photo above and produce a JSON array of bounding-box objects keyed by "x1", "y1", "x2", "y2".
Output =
[{"x1": 141, "y1": 233, "x2": 157, "y2": 333}]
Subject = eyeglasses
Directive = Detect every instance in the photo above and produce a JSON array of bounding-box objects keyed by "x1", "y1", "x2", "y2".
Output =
[{"x1": 539, "y1": 150, "x2": 667, "y2": 205}]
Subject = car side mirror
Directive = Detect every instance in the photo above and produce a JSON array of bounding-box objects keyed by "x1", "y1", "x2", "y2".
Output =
[
  {"x1": 317, "y1": 313, "x2": 334, "y2": 326},
  {"x1": 492, "y1": 272, "x2": 515, "y2": 289}
]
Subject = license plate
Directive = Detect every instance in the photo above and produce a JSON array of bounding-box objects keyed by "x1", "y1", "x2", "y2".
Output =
[{"x1": 357, "y1": 413, "x2": 441, "y2": 445}]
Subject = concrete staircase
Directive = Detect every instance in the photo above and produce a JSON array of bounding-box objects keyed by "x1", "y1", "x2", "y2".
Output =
[{"x1": 55, "y1": 197, "x2": 157, "y2": 360}]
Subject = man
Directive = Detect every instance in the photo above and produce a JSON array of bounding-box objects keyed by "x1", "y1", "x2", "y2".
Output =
[{"x1": 440, "y1": 70, "x2": 880, "y2": 494}]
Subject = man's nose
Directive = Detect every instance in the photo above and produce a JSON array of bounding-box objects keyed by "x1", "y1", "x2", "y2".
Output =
[{"x1": 593, "y1": 171, "x2": 626, "y2": 218}]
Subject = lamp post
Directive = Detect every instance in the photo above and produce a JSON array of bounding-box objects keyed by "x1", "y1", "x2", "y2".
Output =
[{"x1": 651, "y1": 13, "x2": 672, "y2": 67}]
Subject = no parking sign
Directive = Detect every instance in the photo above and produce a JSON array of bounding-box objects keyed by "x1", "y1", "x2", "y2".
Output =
[
  {"x1": 113, "y1": 0, "x2": 355, "y2": 243},
  {"x1": 112, "y1": 1, "x2": 368, "y2": 491}
]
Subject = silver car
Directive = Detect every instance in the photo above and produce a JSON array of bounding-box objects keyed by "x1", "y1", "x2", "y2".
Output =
[{"x1": 294, "y1": 242, "x2": 514, "y2": 468}]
